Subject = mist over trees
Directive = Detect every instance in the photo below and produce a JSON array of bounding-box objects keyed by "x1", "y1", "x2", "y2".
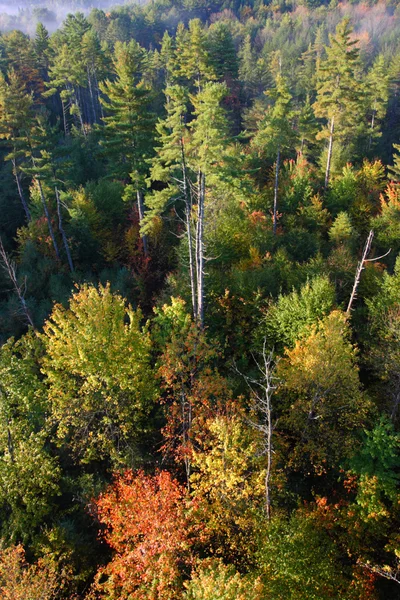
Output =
[{"x1": 0, "y1": 0, "x2": 400, "y2": 597}]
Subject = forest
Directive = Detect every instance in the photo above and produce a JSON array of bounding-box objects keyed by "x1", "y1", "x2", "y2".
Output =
[{"x1": 0, "y1": 0, "x2": 400, "y2": 597}]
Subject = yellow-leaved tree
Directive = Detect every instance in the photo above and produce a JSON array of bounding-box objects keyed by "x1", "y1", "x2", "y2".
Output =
[
  {"x1": 278, "y1": 310, "x2": 371, "y2": 473},
  {"x1": 42, "y1": 283, "x2": 156, "y2": 466}
]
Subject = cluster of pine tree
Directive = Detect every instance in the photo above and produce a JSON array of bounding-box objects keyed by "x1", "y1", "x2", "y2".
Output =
[{"x1": 0, "y1": 0, "x2": 400, "y2": 598}]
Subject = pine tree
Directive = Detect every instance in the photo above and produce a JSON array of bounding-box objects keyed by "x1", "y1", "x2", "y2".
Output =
[
  {"x1": 207, "y1": 22, "x2": 239, "y2": 82},
  {"x1": 178, "y1": 19, "x2": 215, "y2": 92},
  {"x1": 297, "y1": 95, "x2": 319, "y2": 156},
  {"x1": 81, "y1": 30, "x2": 107, "y2": 124},
  {"x1": 147, "y1": 85, "x2": 197, "y2": 316},
  {"x1": 252, "y1": 74, "x2": 296, "y2": 235},
  {"x1": 159, "y1": 31, "x2": 177, "y2": 88},
  {"x1": 45, "y1": 44, "x2": 87, "y2": 137},
  {"x1": 365, "y1": 54, "x2": 389, "y2": 150},
  {"x1": 388, "y1": 144, "x2": 400, "y2": 182},
  {"x1": 0, "y1": 70, "x2": 33, "y2": 221},
  {"x1": 100, "y1": 40, "x2": 154, "y2": 255},
  {"x1": 313, "y1": 19, "x2": 363, "y2": 190},
  {"x1": 34, "y1": 23, "x2": 51, "y2": 74},
  {"x1": 23, "y1": 114, "x2": 74, "y2": 270},
  {"x1": 188, "y1": 82, "x2": 229, "y2": 325}
]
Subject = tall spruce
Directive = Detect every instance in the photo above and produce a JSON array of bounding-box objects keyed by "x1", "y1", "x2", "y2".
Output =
[
  {"x1": 0, "y1": 70, "x2": 33, "y2": 221},
  {"x1": 252, "y1": 74, "x2": 296, "y2": 235},
  {"x1": 100, "y1": 40, "x2": 154, "y2": 255},
  {"x1": 313, "y1": 19, "x2": 362, "y2": 190},
  {"x1": 188, "y1": 82, "x2": 229, "y2": 325}
]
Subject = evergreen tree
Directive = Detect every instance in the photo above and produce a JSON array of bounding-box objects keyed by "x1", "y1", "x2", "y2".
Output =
[
  {"x1": 313, "y1": 19, "x2": 363, "y2": 189},
  {"x1": 147, "y1": 85, "x2": 197, "y2": 316},
  {"x1": 100, "y1": 40, "x2": 154, "y2": 254},
  {"x1": 45, "y1": 43, "x2": 87, "y2": 137},
  {"x1": 34, "y1": 23, "x2": 51, "y2": 74},
  {"x1": 178, "y1": 19, "x2": 215, "y2": 92},
  {"x1": 188, "y1": 82, "x2": 229, "y2": 325},
  {"x1": 388, "y1": 144, "x2": 400, "y2": 182},
  {"x1": 207, "y1": 22, "x2": 239, "y2": 82},
  {"x1": 365, "y1": 54, "x2": 390, "y2": 150},
  {"x1": 252, "y1": 74, "x2": 296, "y2": 235},
  {"x1": 0, "y1": 70, "x2": 33, "y2": 221}
]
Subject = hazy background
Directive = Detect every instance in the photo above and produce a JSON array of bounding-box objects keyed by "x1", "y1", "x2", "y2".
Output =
[{"x1": 0, "y1": 0, "x2": 137, "y2": 34}]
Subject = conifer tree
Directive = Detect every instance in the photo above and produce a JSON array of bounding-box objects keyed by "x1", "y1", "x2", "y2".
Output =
[
  {"x1": 100, "y1": 40, "x2": 154, "y2": 254},
  {"x1": 159, "y1": 31, "x2": 177, "y2": 88},
  {"x1": 34, "y1": 23, "x2": 51, "y2": 74},
  {"x1": 388, "y1": 144, "x2": 400, "y2": 182},
  {"x1": 46, "y1": 44, "x2": 87, "y2": 137},
  {"x1": 188, "y1": 82, "x2": 229, "y2": 325},
  {"x1": 178, "y1": 19, "x2": 215, "y2": 92},
  {"x1": 252, "y1": 74, "x2": 296, "y2": 235},
  {"x1": 0, "y1": 70, "x2": 33, "y2": 221},
  {"x1": 207, "y1": 22, "x2": 239, "y2": 82},
  {"x1": 81, "y1": 30, "x2": 107, "y2": 124},
  {"x1": 147, "y1": 85, "x2": 197, "y2": 316},
  {"x1": 365, "y1": 54, "x2": 390, "y2": 150},
  {"x1": 313, "y1": 19, "x2": 363, "y2": 189},
  {"x1": 23, "y1": 114, "x2": 74, "y2": 270}
]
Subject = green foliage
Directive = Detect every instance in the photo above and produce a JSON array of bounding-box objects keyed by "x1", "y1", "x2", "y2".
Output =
[
  {"x1": 260, "y1": 275, "x2": 336, "y2": 350},
  {"x1": 257, "y1": 512, "x2": 363, "y2": 599},
  {"x1": 184, "y1": 560, "x2": 263, "y2": 599},
  {"x1": 350, "y1": 417, "x2": 399, "y2": 521},
  {"x1": 0, "y1": 333, "x2": 60, "y2": 543},
  {"x1": 42, "y1": 283, "x2": 156, "y2": 465}
]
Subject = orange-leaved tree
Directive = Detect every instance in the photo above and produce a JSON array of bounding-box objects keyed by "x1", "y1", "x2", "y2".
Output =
[{"x1": 88, "y1": 470, "x2": 197, "y2": 600}]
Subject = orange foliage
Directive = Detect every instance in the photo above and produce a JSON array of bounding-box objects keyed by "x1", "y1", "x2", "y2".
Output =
[{"x1": 90, "y1": 470, "x2": 197, "y2": 600}]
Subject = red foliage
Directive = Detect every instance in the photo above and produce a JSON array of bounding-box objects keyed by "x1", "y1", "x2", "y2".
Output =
[{"x1": 90, "y1": 470, "x2": 197, "y2": 600}]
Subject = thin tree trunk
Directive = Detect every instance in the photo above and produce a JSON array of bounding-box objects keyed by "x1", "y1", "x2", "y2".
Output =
[
  {"x1": 368, "y1": 101, "x2": 376, "y2": 150},
  {"x1": 93, "y1": 71, "x2": 104, "y2": 121},
  {"x1": 87, "y1": 67, "x2": 97, "y2": 124},
  {"x1": 273, "y1": 147, "x2": 280, "y2": 236},
  {"x1": 7, "y1": 423, "x2": 14, "y2": 463},
  {"x1": 37, "y1": 179, "x2": 61, "y2": 261},
  {"x1": 346, "y1": 230, "x2": 374, "y2": 314},
  {"x1": 324, "y1": 116, "x2": 334, "y2": 191},
  {"x1": 0, "y1": 237, "x2": 35, "y2": 328},
  {"x1": 55, "y1": 186, "x2": 74, "y2": 273},
  {"x1": 196, "y1": 170, "x2": 205, "y2": 327},
  {"x1": 181, "y1": 140, "x2": 197, "y2": 318},
  {"x1": 74, "y1": 88, "x2": 87, "y2": 138},
  {"x1": 136, "y1": 189, "x2": 148, "y2": 257},
  {"x1": 61, "y1": 98, "x2": 69, "y2": 137},
  {"x1": 12, "y1": 159, "x2": 30, "y2": 221}
]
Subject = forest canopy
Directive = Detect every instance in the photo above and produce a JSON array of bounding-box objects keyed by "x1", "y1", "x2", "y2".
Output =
[{"x1": 0, "y1": 0, "x2": 400, "y2": 597}]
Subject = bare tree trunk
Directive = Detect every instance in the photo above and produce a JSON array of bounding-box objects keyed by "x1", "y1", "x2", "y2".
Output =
[
  {"x1": 87, "y1": 67, "x2": 97, "y2": 125},
  {"x1": 0, "y1": 237, "x2": 35, "y2": 328},
  {"x1": 61, "y1": 99, "x2": 69, "y2": 137},
  {"x1": 196, "y1": 170, "x2": 205, "y2": 327},
  {"x1": 136, "y1": 189, "x2": 148, "y2": 257},
  {"x1": 181, "y1": 140, "x2": 197, "y2": 319},
  {"x1": 324, "y1": 116, "x2": 334, "y2": 191},
  {"x1": 237, "y1": 342, "x2": 278, "y2": 521},
  {"x1": 273, "y1": 147, "x2": 280, "y2": 236},
  {"x1": 93, "y1": 71, "x2": 104, "y2": 121},
  {"x1": 37, "y1": 179, "x2": 61, "y2": 261},
  {"x1": 55, "y1": 187, "x2": 74, "y2": 273},
  {"x1": 74, "y1": 88, "x2": 87, "y2": 138},
  {"x1": 346, "y1": 230, "x2": 374, "y2": 314},
  {"x1": 12, "y1": 160, "x2": 30, "y2": 221},
  {"x1": 368, "y1": 101, "x2": 376, "y2": 150}
]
